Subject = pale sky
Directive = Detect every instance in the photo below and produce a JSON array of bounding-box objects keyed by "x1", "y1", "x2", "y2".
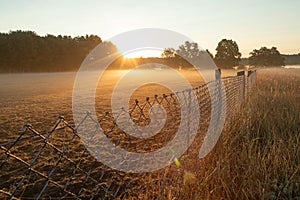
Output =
[{"x1": 0, "y1": 0, "x2": 299, "y2": 57}]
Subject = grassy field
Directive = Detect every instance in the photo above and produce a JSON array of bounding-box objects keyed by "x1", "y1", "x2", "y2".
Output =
[
  {"x1": 0, "y1": 67, "x2": 299, "y2": 199},
  {"x1": 180, "y1": 67, "x2": 300, "y2": 199},
  {"x1": 0, "y1": 69, "x2": 236, "y2": 141}
]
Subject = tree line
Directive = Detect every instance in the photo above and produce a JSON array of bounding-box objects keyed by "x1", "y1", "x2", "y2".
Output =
[
  {"x1": 0, "y1": 30, "x2": 298, "y2": 72},
  {"x1": 282, "y1": 53, "x2": 300, "y2": 65},
  {"x1": 161, "y1": 39, "x2": 288, "y2": 69},
  {"x1": 0, "y1": 30, "x2": 101, "y2": 72}
]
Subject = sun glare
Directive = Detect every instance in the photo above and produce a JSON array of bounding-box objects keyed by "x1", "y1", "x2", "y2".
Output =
[{"x1": 123, "y1": 49, "x2": 163, "y2": 58}]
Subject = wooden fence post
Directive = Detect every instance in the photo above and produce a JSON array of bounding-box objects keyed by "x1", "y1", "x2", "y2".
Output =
[
  {"x1": 215, "y1": 68, "x2": 221, "y2": 80},
  {"x1": 237, "y1": 71, "x2": 246, "y2": 100}
]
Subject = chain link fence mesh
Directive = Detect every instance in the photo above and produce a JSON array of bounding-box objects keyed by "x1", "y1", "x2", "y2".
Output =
[{"x1": 0, "y1": 70, "x2": 256, "y2": 199}]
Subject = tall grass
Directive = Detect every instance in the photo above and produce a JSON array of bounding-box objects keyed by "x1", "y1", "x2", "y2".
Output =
[{"x1": 180, "y1": 68, "x2": 300, "y2": 199}]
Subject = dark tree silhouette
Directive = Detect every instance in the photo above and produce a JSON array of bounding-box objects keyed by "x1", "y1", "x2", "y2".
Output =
[
  {"x1": 161, "y1": 42, "x2": 203, "y2": 61},
  {"x1": 160, "y1": 41, "x2": 215, "y2": 69},
  {"x1": 176, "y1": 41, "x2": 201, "y2": 61},
  {"x1": 0, "y1": 30, "x2": 102, "y2": 72},
  {"x1": 249, "y1": 47, "x2": 285, "y2": 67},
  {"x1": 214, "y1": 39, "x2": 241, "y2": 68},
  {"x1": 161, "y1": 48, "x2": 176, "y2": 58}
]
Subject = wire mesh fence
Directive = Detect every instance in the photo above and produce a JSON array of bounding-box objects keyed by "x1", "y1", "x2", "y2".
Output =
[{"x1": 0, "y1": 70, "x2": 256, "y2": 199}]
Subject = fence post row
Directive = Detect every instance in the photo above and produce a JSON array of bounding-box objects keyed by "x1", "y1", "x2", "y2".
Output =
[{"x1": 0, "y1": 69, "x2": 257, "y2": 199}]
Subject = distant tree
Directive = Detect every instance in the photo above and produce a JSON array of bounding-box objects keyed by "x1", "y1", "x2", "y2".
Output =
[
  {"x1": 176, "y1": 41, "x2": 201, "y2": 61},
  {"x1": 214, "y1": 39, "x2": 241, "y2": 68},
  {"x1": 161, "y1": 48, "x2": 176, "y2": 58},
  {"x1": 249, "y1": 47, "x2": 284, "y2": 66}
]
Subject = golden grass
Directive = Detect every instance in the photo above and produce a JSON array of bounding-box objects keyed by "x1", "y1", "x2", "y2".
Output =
[
  {"x1": 178, "y1": 67, "x2": 300, "y2": 199},
  {"x1": 1, "y1": 68, "x2": 298, "y2": 199},
  {"x1": 0, "y1": 69, "x2": 236, "y2": 141}
]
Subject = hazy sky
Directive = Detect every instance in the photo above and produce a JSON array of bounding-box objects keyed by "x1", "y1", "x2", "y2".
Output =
[{"x1": 0, "y1": 0, "x2": 299, "y2": 57}]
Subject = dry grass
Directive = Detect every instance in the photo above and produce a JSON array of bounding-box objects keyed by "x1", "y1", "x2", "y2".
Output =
[
  {"x1": 179, "y1": 67, "x2": 300, "y2": 199},
  {"x1": 0, "y1": 68, "x2": 299, "y2": 199},
  {"x1": 0, "y1": 69, "x2": 235, "y2": 141}
]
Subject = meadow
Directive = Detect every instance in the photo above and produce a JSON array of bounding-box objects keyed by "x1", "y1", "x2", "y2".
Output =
[
  {"x1": 0, "y1": 68, "x2": 235, "y2": 141},
  {"x1": 182, "y1": 67, "x2": 300, "y2": 199},
  {"x1": 0, "y1": 67, "x2": 299, "y2": 199}
]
